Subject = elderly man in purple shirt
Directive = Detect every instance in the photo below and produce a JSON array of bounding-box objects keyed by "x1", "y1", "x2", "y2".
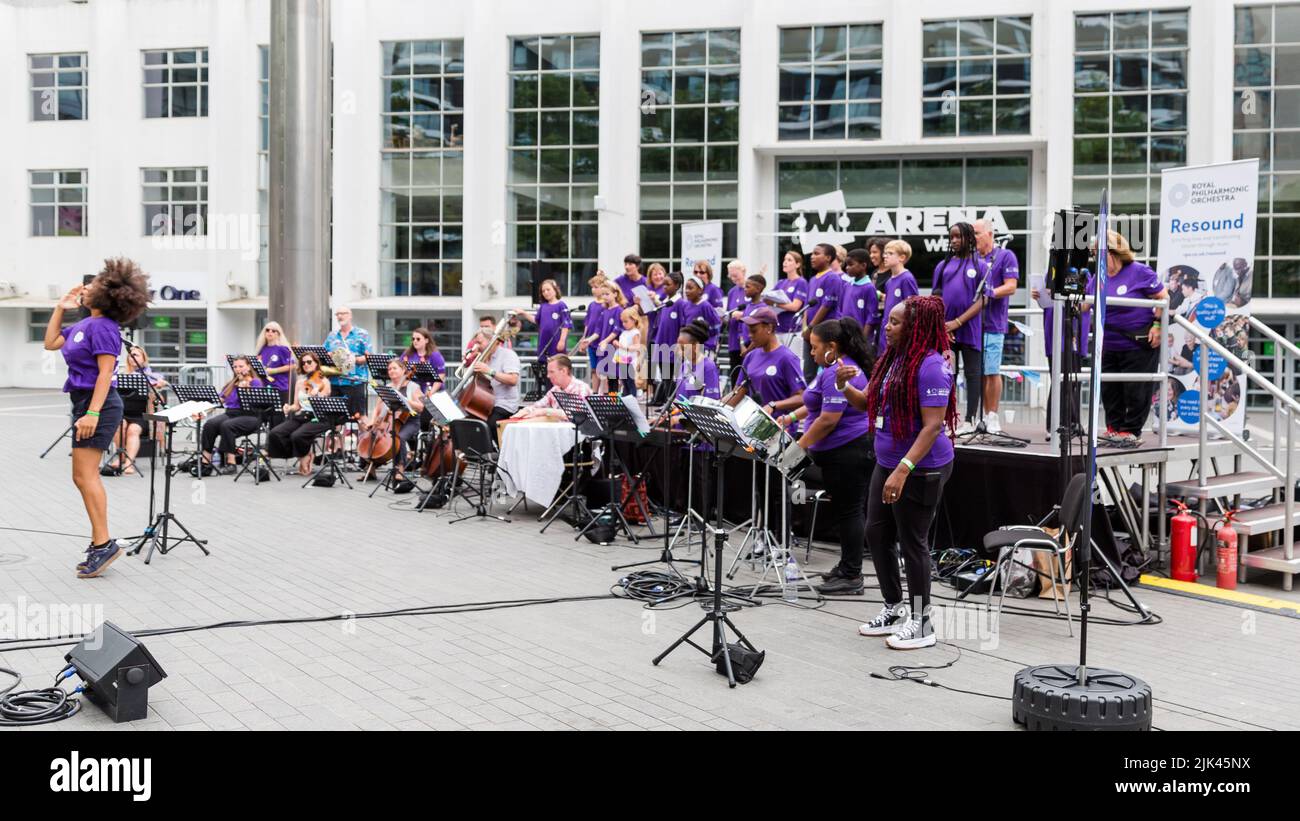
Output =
[{"x1": 974, "y1": 219, "x2": 1020, "y2": 433}]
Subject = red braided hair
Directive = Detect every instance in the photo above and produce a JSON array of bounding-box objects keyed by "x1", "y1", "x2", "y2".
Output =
[{"x1": 865, "y1": 295, "x2": 958, "y2": 439}]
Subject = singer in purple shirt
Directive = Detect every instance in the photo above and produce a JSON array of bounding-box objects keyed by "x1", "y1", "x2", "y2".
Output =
[{"x1": 44, "y1": 258, "x2": 151, "y2": 579}]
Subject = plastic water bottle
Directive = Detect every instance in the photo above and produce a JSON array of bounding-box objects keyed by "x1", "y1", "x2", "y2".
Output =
[{"x1": 783, "y1": 556, "x2": 800, "y2": 603}]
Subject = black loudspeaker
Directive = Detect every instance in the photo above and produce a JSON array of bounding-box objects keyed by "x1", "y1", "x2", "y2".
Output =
[
  {"x1": 64, "y1": 622, "x2": 167, "y2": 723},
  {"x1": 529, "y1": 260, "x2": 549, "y2": 306},
  {"x1": 1048, "y1": 210, "x2": 1095, "y2": 297}
]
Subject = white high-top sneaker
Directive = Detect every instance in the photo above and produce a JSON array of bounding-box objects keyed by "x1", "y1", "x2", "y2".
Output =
[{"x1": 984, "y1": 412, "x2": 1003, "y2": 433}]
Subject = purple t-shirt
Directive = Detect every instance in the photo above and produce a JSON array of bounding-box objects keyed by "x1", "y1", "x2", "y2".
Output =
[
  {"x1": 1086, "y1": 261, "x2": 1163, "y2": 353},
  {"x1": 725, "y1": 285, "x2": 748, "y2": 350},
  {"x1": 536, "y1": 300, "x2": 573, "y2": 358},
  {"x1": 613, "y1": 275, "x2": 646, "y2": 307},
  {"x1": 674, "y1": 357, "x2": 721, "y2": 401},
  {"x1": 224, "y1": 376, "x2": 265, "y2": 410},
  {"x1": 805, "y1": 272, "x2": 843, "y2": 327},
  {"x1": 703, "y1": 281, "x2": 726, "y2": 313},
  {"x1": 878, "y1": 271, "x2": 920, "y2": 349},
  {"x1": 401, "y1": 350, "x2": 447, "y2": 390},
  {"x1": 774, "y1": 277, "x2": 808, "y2": 333},
  {"x1": 260, "y1": 345, "x2": 294, "y2": 392},
  {"x1": 839, "y1": 277, "x2": 880, "y2": 333},
  {"x1": 654, "y1": 295, "x2": 684, "y2": 348},
  {"x1": 681, "y1": 297, "x2": 721, "y2": 351},
  {"x1": 874, "y1": 352, "x2": 955, "y2": 470},
  {"x1": 803, "y1": 356, "x2": 871, "y2": 452},
  {"x1": 978, "y1": 248, "x2": 1020, "y2": 335},
  {"x1": 932, "y1": 256, "x2": 983, "y2": 349},
  {"x1": 61, "y1": 316, "x2": 121, "y2": 392},
  {"x1": 583, "y1": 303, "x2": 605, "y2": 343},
  {"x1": 741, "y1": 345, "x2": 805, "y2": 408}
]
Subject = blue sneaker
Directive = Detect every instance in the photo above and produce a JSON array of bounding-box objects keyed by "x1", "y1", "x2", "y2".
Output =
[{"x1": 77, "y1": 540, "x2": 122, "y2": 579}]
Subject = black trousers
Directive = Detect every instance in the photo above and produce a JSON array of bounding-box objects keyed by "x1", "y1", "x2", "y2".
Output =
[
  {"x1": 268, "y1": 416, "x2": 331, "y2": 459},
  {"x1": 809, "y1": 437, "x2": 874, "y2": 577},
  {"x1": 866, "y1": 461, "x2": 953, "y2": 616},
  {"x1": 1101, "y1": 346, "x2": 1160, "y2": 436},
  {"x1": 201, "y1": 411, "x2": 261, "y2": 457},
  {"x1": 486, "y1": 406, "x2": 514, "y2": 445},
  {"x1": 952, "y1": 342, "x2": 982, "y2": 421}
]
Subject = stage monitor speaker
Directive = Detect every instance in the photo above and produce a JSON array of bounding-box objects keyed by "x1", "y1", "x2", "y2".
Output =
[
  {"x1": 1048, "y1": 210, "x2": 1095, "y2": 297},
  {"x1": 65, "y1": 622, "x2": 167, "y2": 723},
  {"x1": 529, "y1": 260, "x2": 550, "y2": 306}
]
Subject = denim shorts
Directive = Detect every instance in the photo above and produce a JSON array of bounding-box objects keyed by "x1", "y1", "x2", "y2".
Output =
[
  {"x1": 69, "y1": 389, "x2": 125, "y2": 451},
  {"x1": 982, "y1": 332, "x2": 1005, "y2": 373}
]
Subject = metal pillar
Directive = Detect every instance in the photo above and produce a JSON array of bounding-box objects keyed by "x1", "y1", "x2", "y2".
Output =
[{"x1": 269, "y1": 0, "x2": 332, "y2": 348}]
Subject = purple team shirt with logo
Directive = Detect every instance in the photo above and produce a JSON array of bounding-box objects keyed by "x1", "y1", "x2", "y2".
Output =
[
  {"x1": 654, "y1": 296, "x2": 684, "y2": 348},
  {"x1": 774, "y1": 277, "x2": 808, "y2": 333},
  {"x1": 741, "y1": 345, "x2": 805, "y2": 410},
  {"x1": 804, "y1": 272, "x2": 843, "y2": 327},
  {"x1": 681, "y1": 297, "x2": 721, "y2": 351},
  {"x1": 803, "y1": 356, "x2": 871, "y2": 452},
  {"x1": 260, "y1": 345, "x2": 294, "y2": 391},
  {"x1": 839, "y1": 277, "x2": 880, "y2": 334},
  {"x1": 536, "y1": 300, "x2": 573, "y2": 358},
  {"x1": 978, "y1": 247, "x2": 1020, "y2": 335},
  {"x1": 725, "y1": 285, "x2": 748, "y2": 351},
  {"x1": 878, "y1": 271, "x2": 920, "y2": 349},
  {"x1": 674, "y1": 357, "x2": 721, "y2": 401},
  {"x1": 224, "y1": 376, "x2": 265, "y2": 410},
  {"x1": 703, "y1": 281, "x2": 726, "y2": 313},
  {"x1": 61, "y1": 316, "x2": 122, "y2": 392},
  {"x1": 874, "y1": 352, "x2": 955, "y2": 470},
  {"x1": 1086, "y1": 261, "x2": 1163, "y2": 353},
  {"x1": 613, "y1": 275, "x2": 646, "y2": 307},
  {"x1": 932, "y1": 256, "x2": 983, "y2": 349}
]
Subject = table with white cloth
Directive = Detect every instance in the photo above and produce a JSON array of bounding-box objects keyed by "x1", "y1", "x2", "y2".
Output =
[{"x1": 496, "y1": 420, "x2": 585, "y2": 507}]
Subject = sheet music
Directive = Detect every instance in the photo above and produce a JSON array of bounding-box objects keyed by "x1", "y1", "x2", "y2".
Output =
[
  {"x1": 428, "y1": 391, "x2": 466, "y2": 424},
  {"x1": 620, "y1": 394, "x2": 651, "y2": 436},
  {"x1": 761, "y1": 289, "x2": 789, "y2": 310},
  {"x1": 1032, "y1": 274, "x2": 1053, "y2": 309},
  {"x1": 156, "y1": 401, "x2": 216, "y2": 421},
  {"x1": 632, "y1": 284, "x2": 658, "y2": 314}
]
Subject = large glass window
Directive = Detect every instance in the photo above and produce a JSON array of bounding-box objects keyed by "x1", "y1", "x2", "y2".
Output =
[
  {"x1": 30, "y1": 53, "x2": 87, "y2": 121},
  {"x1": 922, "y1": 16, "x2": 1031, "y2": 137},
  {"x1": 1073, "y1": 10, "x2": 1189, "y2": 260},
  {"x1": 380, "y1": 40, "x2": 465, "y2": 296},
  {"x1": 1235, "y1": 3, "x2": 1300, "y2": 297},
  {"x1": 143, "y1": 48, "x2": 209, "y2": 118},
  {"x1": 778, "y1": 24, "x2": 882, "y2": 141},
  {"x1": 508, "y1": 35, "x2": 600, "y2": 298},
  {"x1": 143, "y1": 167, "x2": 208, "y2": 237},
  {"x1": 30, "y1": 170, "x2": 87, "y2": 237},
  {"x1": 379, "y1": 313, "x2": 463, "y2": 355},
  {"x1": 139, "y1": 313, "x2": 207, "y2": 382},
  {"x1": 639, "y1": 29, "x2": 741, "y2": 269}
]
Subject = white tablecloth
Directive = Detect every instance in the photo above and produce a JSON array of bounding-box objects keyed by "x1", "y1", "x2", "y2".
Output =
[{"x1": 497, "y1": 421, "x2": 583, "y2": 506}]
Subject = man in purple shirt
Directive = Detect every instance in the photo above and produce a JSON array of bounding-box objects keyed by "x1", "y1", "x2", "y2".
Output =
[
  {"x1": 931, "y1": 223, "x2": 984, "y2": 431},
  {"x1": 974, "y1": 220, "x2": 1020, "y2": 433}
]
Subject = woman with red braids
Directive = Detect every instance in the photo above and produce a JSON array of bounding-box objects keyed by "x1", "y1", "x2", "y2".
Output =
[{"x1": 835, "y1": 295, "x2": 956, "y2": 649}]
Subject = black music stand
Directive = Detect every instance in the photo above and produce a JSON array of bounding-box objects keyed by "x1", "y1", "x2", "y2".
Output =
[
  {"x1": 610, "y1": 415, "x2": 701, "y2": 579},
  {"x1": 227, "y1": 354, "x2": 271, "y2": 386},
  {"x1": 408, "y1": 362, "x2": 443, "y2": 390},
  {"x1": 539, "y1": 391, "x2": 601, "y2": 533},
  {"x1": 170, "y1": 384, "x2": 223, "y2": 476},
  {"x1": 368, "y1": 385, "x2": 423, "y2": 497},
  {"x1": 368, "y1": 353, "x2": 397, "y2": 383},
  {"x1": 233, "y1": 387, "x2": 283, "y2": 485},
  {"x1": 576, "y1": 394, "x2": 643, "y2": 544},
  {"x1": 126, "y1": 404, "x2": 212, "y2": 565},
  {"x1": 302, "y1": 396, "x2": 354, "y2": 489},
  {"x1": 291, "y1": 345, "x2": 333, "y2": 367},
  {"x1": 102, "y1": 372, "x2": 153, "y2": 478},
  {"x1": 653, "y1": 400, "x2": 763, "y2": 687}
]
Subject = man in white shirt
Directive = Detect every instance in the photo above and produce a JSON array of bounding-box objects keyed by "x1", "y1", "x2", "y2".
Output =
[{"x1": 516, "y1": 355, "x2": 592, "y2": 421}]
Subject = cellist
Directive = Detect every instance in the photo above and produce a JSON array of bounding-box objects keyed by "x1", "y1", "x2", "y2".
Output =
[{"x1": 357, "y1": 358, "x2": 425, "y2": 488}]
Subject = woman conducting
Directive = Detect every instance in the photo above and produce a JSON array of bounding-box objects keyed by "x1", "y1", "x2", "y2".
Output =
[
  {"x1": 836, "y1": 295, "x2": 957, "y2": 649},
  {"x1": 774, "y1": 316, "x2": 874, "y2": 596}
]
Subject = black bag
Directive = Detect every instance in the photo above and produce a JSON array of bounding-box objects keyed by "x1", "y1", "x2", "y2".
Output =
[
  {"x1": 312, "y1": 473, "x2": 336, "y2": 488},
  {"x1": 713, "y1": 643, "x2": 765, "y2": 684}
]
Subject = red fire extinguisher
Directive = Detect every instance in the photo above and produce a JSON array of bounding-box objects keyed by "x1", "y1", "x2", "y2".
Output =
[
  {"x1": 1216, "y1": 510, "x2": 1239, "y2": 590},
  {"x1": 1170, "y1": 500, "x2": 1198, "y2": 582}
]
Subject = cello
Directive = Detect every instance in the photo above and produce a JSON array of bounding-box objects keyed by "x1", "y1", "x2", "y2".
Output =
[{"x1": 357, "y1": 362, "x2": 414, "y2": 479}]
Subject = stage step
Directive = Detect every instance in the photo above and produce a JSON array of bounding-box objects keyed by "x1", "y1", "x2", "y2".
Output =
[
  {"x1": 1241, "y1": 544, "x2": 1300, "y2": 574},
  {"x1": 1165, "y1": 471, "x2": 1282, "y2": 501},
  {"x1": 1234, "y1": 502, "x2": 1298, "y2": 537}
]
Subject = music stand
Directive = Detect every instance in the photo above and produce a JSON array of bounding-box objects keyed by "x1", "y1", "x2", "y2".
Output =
[
  {"x1": 126, "y1": 401, "x2": 215, "y2": 564},
  {"x1": 227, "y1": 354, "x2": 272, "y2": 386},
  {"x1": 368, "y1": 385, "x2": 423, "y2": 497},
  {"x1": 653, "y1": 400, "x2": 763, "y2": 687},
  {"x1": 170, "y1": 384, "x2": 223, "y2": 476},
  {"x1": 414, "y1": 391, "x2": 465, "y2": 512},
  {"x1": 302, "y1": 396, "x2": 354, "y2": 489},
  {"x1": 408, "y1": 362, "x2": 443, "y2": 389},
  {"x1": 291, "y1": 345, "x2": 333, "y2": 368},
  {"x1": 103, "y1": 372, "x2": 153, "y2": 478},
  {"x1": 368, "y1": 353, "x2": 397, "y2": 383},
  {"x1": 539, "y1": 391, "x2": 601, "y2": 533},
  {"x1": 233, "y1": 387, "x2": 283, "y2": 485},
  {"x1": 576, "y1": 394, "x2": 643, "y2": 544}
]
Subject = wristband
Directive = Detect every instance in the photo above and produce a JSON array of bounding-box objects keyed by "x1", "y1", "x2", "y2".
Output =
[
  {"x1": 85, "y1": 410, "x2": 101, "y2": 418},
  {"x1": 900, "y1": 457, "x2": 916, "y2": 473}
]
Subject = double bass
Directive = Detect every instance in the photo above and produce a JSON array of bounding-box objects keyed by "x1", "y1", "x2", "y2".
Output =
[{"x1": 450, "y1": 317, "x2": 518, "y2": 420}]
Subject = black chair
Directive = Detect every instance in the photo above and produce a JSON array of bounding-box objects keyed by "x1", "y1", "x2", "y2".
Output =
[
  {"x1": 979, "y1": 472, "x2": 1089, "y2": 636},
  {"x1": 448, "y1": 419, "x2": 511, "y2": 524}
]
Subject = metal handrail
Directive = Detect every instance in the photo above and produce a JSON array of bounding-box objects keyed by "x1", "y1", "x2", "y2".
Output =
[
  {"x1": 1173, "y1": 314, "x2": 1300, "y2": 416},
  {"x1": 1249, "y1": 316, "x2": 1300, "y2": 362}
]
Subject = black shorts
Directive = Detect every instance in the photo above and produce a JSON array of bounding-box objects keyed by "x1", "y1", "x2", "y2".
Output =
[{"x1": 69, "y1": 389, "x2": 125, "y2": 451}]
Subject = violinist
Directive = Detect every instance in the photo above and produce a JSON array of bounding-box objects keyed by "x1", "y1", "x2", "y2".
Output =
[
  {"x1": 267, "y1": 351, "x2": 333, "y2": 476},
  {"x1": 200, "y1": 356, "x2": 265, "y2": 475},
  {"x1": 103, "y1": 347, "x2": 169, "y2": 477}
]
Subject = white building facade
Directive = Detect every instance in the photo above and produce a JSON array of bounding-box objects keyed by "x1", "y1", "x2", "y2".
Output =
[{"x1": 0, "y1": 0, "x2": 1294, "y2": 405}]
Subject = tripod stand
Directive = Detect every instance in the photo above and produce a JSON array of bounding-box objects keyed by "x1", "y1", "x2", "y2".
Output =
[
  {"x1": 611, "y1": 423, "x2": 702, "y2": 578},
  {"x1": 126, "y1": 404, "x2": 212, "y2": 564},
  {"x1": 574, "y1": 394, "x2": 644, "y2": 544},
  {"x1": 540, "y1": 391, "x2": 599, "y2": 532},
  {"x1": 232, "y1": 387, "x2": 283, "y2": 485},
  {"x1": 301, "y1": 396, "x2": 355, "y2": 489}
]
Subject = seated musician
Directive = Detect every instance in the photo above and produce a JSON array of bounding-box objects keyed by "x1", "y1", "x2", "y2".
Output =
[
  {"x1": 357, "y1": 358, "x2": 425, "y2": 486},
  {"x1": 468, "y1": 328, "x2": 522, "y2": 437},
  {"x1": 514, "y1": 355, "x2": 592, "y2": 421},
  {"x1": 200, "y1": 356, "x2": 265, "y2": 475},
  {"x1": 267, "y1": 351, "x2": 333, "y2": 476},
  {"x1": 104, "y1": 348, "x2": 169, "y2": 476}
]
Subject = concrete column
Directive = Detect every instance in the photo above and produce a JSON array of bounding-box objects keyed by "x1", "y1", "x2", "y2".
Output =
[{"x1": 269, "y1": 0, "x2": 332, "y2": 347}]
